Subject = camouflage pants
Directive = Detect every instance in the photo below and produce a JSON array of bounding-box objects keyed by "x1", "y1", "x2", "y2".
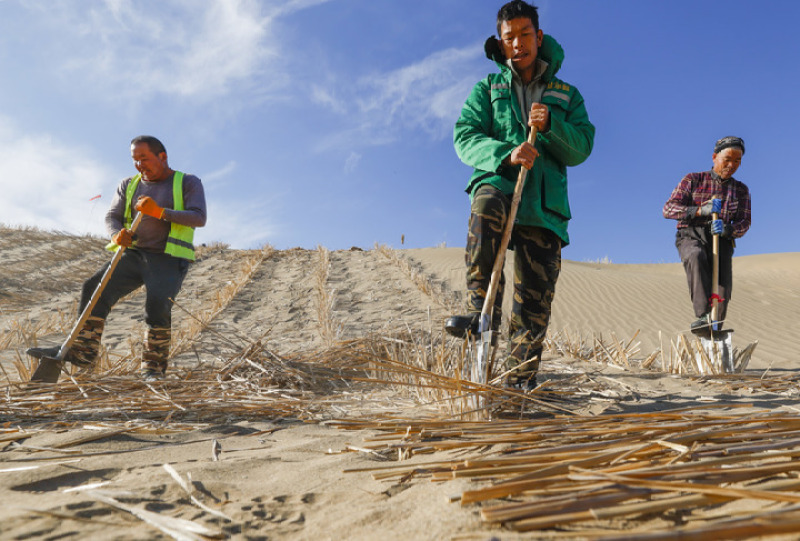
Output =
[{"x1": 465, "y1": 184, "x2": 562, "y2": 369}]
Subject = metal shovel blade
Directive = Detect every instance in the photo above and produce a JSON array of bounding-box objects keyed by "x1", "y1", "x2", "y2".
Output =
[
  {"x1": 474, "y1": 330, "x2": 492, "y2": 385},
  {"x1": 473, "y1": 311, "x2": 494, "y2": 385},
  {"x1": 699, "y1": 330, "x2": 734, "y2": 374},
  {"x1": 30, "y1": 356, "x2": 64, "y2": 383}
]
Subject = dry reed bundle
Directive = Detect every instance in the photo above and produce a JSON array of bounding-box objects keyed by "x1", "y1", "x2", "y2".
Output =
[
  {"x1": 545, "y1": 328, "x2": 757, "y2": 378},
  {"x1": 655, "y1": 332, "x2": 757, "y2": 375},
  {"x1": 3, "y1": 244, "x2": 274, "y2": 382},
  {"x1": 0, "y1": 309, "x2": 73, "y2": 351},
  {"x1": 691, "y1": 369, "x2": 800, "y2": 395},
  {"x1": 376, "y1": 244, "x2": 461, "y2": 313},
  {"x1": 315, "y1": 245, "x2": 339, "y2": 346},
  {"x1": 333, "y1": 406, "x2": 800, "y2": 538},
  {"x1": 2, "y1": 325, "x2": 582, "y2": 429},
  {"x1": 194, "y1": 242, "x2": 231, "y2": 257},
  {"x1": 170, "y1": 244, "x2": 276, "y2": 358},
  {"x1": 2, "y1": 333, "x2": 343, "y2": 425},
  {"x1": 545, "y1": 329, "x2": 649, "y2": 370},
  {"x1": 303, "y1": 332, "x2": 579, "y2": 420}
]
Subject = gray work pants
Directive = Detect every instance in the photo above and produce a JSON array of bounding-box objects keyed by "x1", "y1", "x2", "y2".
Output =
[
  {"x1": 675, "y1": 226, "x2": 733, "y2": 322},
  {"x1": 80, "y1": 249, "x2": 190, "y2": 329}
]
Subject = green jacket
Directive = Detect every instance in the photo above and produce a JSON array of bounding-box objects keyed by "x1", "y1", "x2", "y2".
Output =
[{"x1": 454, "y1": 34, "x2": 595, "y2": 245}]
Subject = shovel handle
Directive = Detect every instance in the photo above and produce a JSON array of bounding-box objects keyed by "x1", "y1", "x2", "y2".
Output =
[
  {"x1": 56, "y1": 212, "x2": 144, "y2": 360},
  {"x1": 479, "y1": 126, "x2": 538, "y2": 332},
  {"x1": 711, "y1": 212, "x2": 720, "y2": 324},
  {"x1": 474, "y1": 127, "x2": 537, "y2": 384}
]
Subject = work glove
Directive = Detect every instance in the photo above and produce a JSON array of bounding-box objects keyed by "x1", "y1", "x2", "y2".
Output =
[
  {"x1": 112, "y1": 228, "x2": 134, "y2": 247},
  {"x1": 710, "y1": 219, "x2": 733, "y2": 238},
  {"x1": 698, "y1": 198, "x2": 722, "y2": 217},
  {"x1": 135, "y1": 196, "x2": 165, "y2": 219}
]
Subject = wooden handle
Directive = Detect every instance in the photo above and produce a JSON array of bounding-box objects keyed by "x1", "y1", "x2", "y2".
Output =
[
  {"x1": 57, "y1": 212, "x2": 144, "y2": 360},
  {"x1": 711, "y1": 212, "x2": 720, "y2": 323},
  {"x1": 478, "y1": 126, "x2": 538, "y2": 333}
]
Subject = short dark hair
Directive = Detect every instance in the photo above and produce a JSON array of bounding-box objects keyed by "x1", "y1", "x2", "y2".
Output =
[
  {"x1": 130, "y1": 135, "x2": 167, "y2": 156},
  {"x1": 497, "y1": 0, "x2": 539, "y2": 35}
]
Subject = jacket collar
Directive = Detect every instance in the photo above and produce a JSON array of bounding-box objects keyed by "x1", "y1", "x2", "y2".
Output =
[
  {"x1": 484, "y1": 33, "x2": 564, "y2": 82},
  {"x1": 506, "y1": 57, "x2": 549, "y2": 85},
  {"x1": 710, "y1": 169, "x2": 732, "y2": 184}
]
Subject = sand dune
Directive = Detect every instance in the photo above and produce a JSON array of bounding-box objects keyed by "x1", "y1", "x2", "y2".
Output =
[
  {"x1": 406, "y1": 247, "x2": 800, "y2": 368},
  {"x1": 2, "y1": 227, "x2": 800, "y2": 540}
]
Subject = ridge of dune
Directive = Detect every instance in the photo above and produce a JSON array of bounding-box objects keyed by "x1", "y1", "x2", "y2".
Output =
[{"x1": 404, "y1": 247, "x2": 800, "y2": 368}]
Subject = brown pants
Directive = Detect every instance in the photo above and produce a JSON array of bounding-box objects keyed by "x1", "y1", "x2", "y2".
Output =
[{"x1": 675, "y1": 227, "x2": 733, "y2": 322}]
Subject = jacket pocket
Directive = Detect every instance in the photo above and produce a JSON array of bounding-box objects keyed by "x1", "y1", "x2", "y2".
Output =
[
  {"x1": 541, "y1": 164, "x2": 571, "y2": 220},
  {"x1": 490, "y1": 88, "x2": 515, "y2": 135}
]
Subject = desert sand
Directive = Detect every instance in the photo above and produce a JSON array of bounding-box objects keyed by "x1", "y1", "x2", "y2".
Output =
[{"x1": 1, "y1": 227, "x2": 799, "y2": 540}]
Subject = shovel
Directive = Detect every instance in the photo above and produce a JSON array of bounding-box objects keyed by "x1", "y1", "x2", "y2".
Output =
[
  {"x1": 474, "y1": 126, "x2": 537, "y2": 386},
  {"x1": 29, "y1": 212, "x2": 143, "y2": 383},
  {"x1": 699, "y1": 211, "x2": 734, "y2": 373}
]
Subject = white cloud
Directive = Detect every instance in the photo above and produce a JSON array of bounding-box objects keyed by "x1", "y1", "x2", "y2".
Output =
[
  {"x1": 311, "y1": 85, "x2": 347, "y2": 115},
  {"x1": 357, "y1": 45, "x2": 481, "y2": 132},
  {"x1": 22, "y1": 0, "x2": 333, "y2": 104},
  {"x1": 314, "y1": 43, "x2": 483, "y2": 151},
  {"x1": 189, "y1": 159, "x2": 283, "y2": 248},
  {"x1": 344, "y1": 151, "x2": 361, "y2": 174},
  {"x1": 200, "y1": 194, "x2": 281, "y2": 249},
  {"x1": 83, "y1": 0, "x2": 271, "y2": 101},
  {"x1": 202, "y1": 161, "x2": 238, "y2": 185},
  {"x1": 0, "y1": 117, "x2": 113, "y2": 235},
  {"x1": 267, "y1": 0, "x2": 333, "y2": 17}
]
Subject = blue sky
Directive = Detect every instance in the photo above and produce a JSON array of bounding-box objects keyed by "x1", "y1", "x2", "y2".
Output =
[{"x1": 0, "y1": 0, "x2": 796, "y2": 263}]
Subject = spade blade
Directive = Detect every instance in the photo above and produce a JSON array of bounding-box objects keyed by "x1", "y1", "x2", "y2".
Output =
[
  {"x1": 699, "y1": 330, "x2": 734, "y2": 374},
  {"x1": 30, "y1": 356, "x2": 63, "y2": 383}
]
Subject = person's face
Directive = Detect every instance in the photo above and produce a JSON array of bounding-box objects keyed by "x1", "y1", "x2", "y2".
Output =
[
  {"x1": 131, "y1": 142, "x2": 168, "y2": 181},
  {"x1": 499, "y1": 17, "x2": 543, "y2": 76},
  {"x1": 712, "y1": 147, "x2": 743, "y2": 179}
]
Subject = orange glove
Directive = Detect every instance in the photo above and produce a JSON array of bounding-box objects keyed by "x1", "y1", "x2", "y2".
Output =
[
  {"x1": 112, "y1": 228, "x2": 134, "y2": 247},
  {"x1": 135, "y1": 196, "x2": 165, "y2": 219}
]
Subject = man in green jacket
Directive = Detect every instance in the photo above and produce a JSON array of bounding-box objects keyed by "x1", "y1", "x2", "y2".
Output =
[{"x1": 445, "y1": 0, "x2": 595, "y2": 389}]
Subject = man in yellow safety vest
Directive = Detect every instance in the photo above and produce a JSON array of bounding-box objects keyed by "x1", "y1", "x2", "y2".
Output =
[{"x1": 28, "y1": 135, "x2": 207, "y2": 380}]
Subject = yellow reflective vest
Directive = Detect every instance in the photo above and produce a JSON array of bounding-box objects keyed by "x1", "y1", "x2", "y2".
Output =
[{"x1": 106, "y1": 171, "x2": 196, "y2": 260}]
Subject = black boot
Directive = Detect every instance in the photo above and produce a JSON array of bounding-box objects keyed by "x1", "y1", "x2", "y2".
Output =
[
  {"x1": 444, "y1": 313, "x2": 479, "y2": 338},
  {"x1": 445, "y1": 312, "x2": 501, "y2": 339},
  {"x1": 505, "y1": 344, "x2": 542, "y2": 391}
]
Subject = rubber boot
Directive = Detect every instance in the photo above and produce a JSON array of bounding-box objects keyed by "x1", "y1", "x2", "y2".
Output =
[
  {"x1": 27, "y1": 316, "x2": 104, "y2": 368},
  {"x1": 141, "y1": 327, "x2": 170, "y2": 380},
  {"x1": 70, "y1": 316, "x2": 105, "y2": 367}
]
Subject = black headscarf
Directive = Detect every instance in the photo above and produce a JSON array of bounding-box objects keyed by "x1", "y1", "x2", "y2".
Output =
[{"x1": 714, "y1": 136, "x2": 745, "y2": 155}]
